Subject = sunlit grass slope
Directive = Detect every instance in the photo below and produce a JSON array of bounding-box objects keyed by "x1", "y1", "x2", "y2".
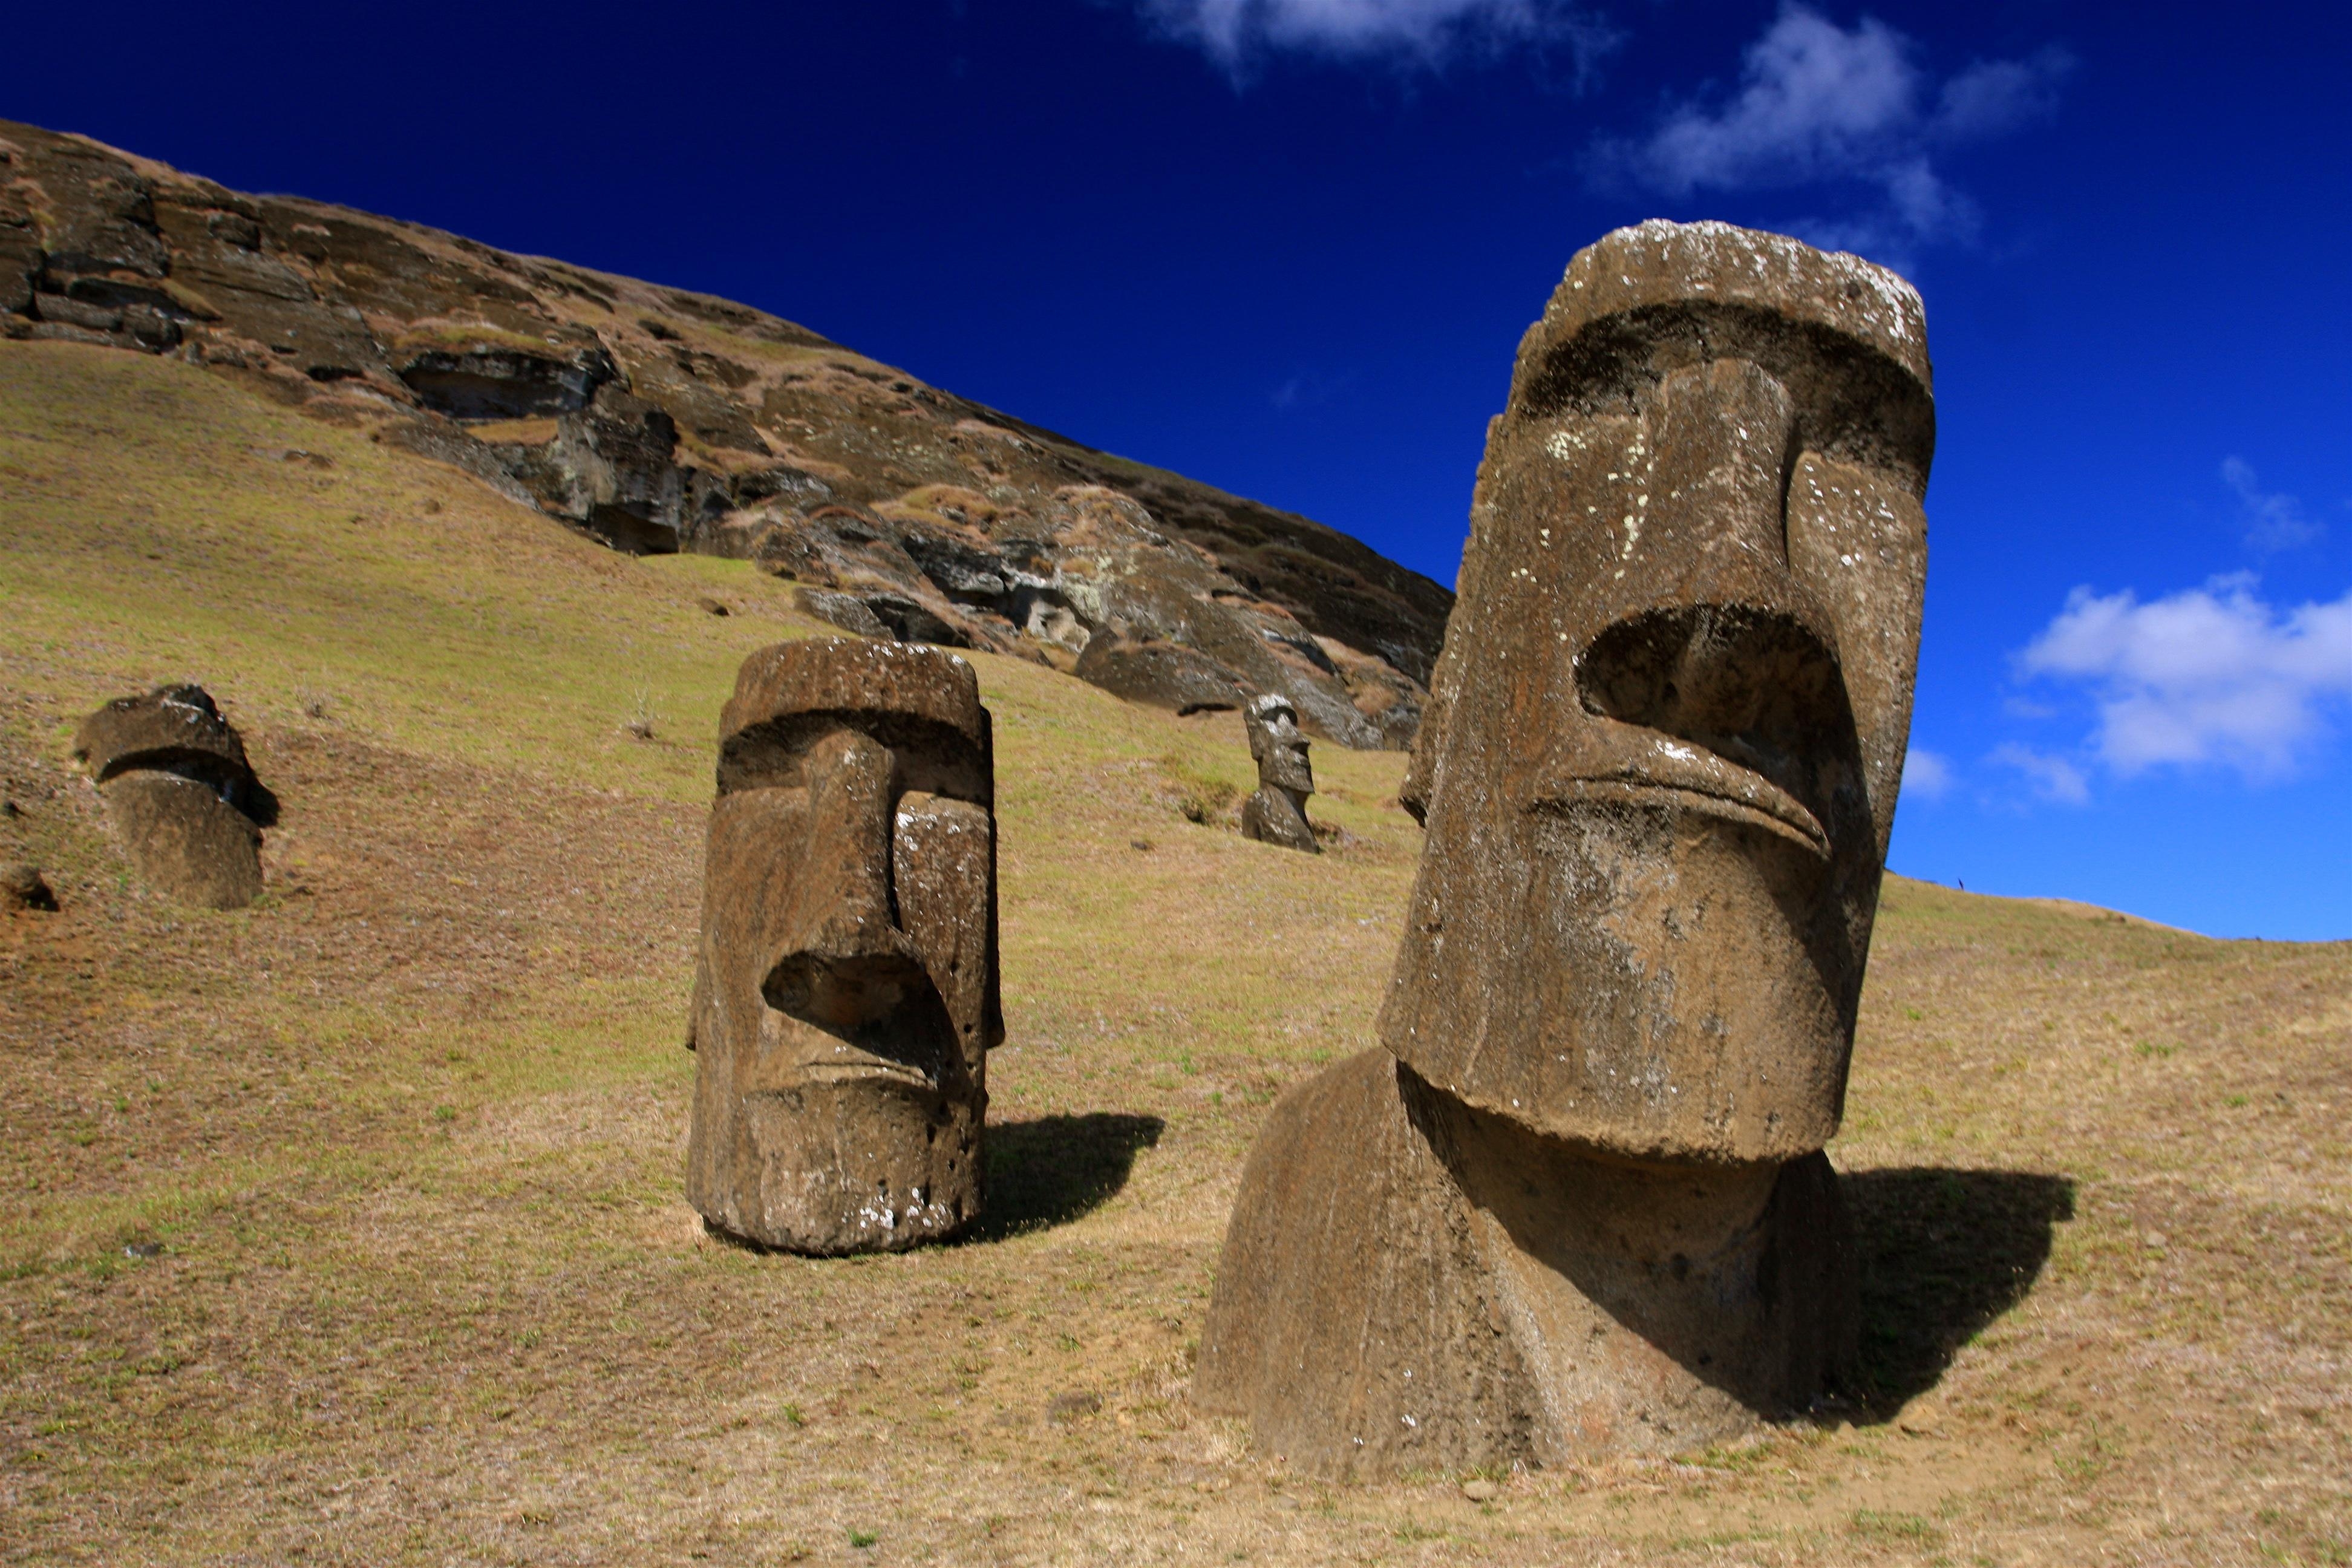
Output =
[{"x1": 2, "y1": 340, "x2": 2347, "y2": 1567}]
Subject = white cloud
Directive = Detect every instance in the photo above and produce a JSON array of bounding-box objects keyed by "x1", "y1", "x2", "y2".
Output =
[
  {"x1": 1592, "y1": 7, "x2": 2069, "y2": 261},
  {"x1": 1988, "y1": 743, "x2": 2091, "y2": 806},
  {"x1": 2221, "y1": 457, "x2": 2322, "y2": 553},
  {"x1": 1933, "y1": 48, "x2": 2071, "y2": 139},
  {"x1": 1135, "y1": 0, "x2": 1614, "y2": 76},
  {"x1": 2017, "y1": 577, "x2": 2352, "y2": 780},
  {"x1": 1899, "y1": 746, "x2": 1955, "y2": 803}
]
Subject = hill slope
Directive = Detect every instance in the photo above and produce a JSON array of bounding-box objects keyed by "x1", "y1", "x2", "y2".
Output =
[
  {"x1": 0, "y1": 117, "x2": 1451, "y2": 748},
  {"x1": 4, "y1": 334, "x2": 2350, "y2": 1565}
]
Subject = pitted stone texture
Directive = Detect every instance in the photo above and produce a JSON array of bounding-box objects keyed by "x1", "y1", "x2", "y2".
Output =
[
  {"x1": 687, "y1": 639, "x2": 1002, "y2": 1255},
  {"x1": 1390, "y1": 220, "x2": 1932, "y2": 1163},
  {"x1": 1196, "y1": 1051, "x2": 1855, "y2": 1478},
  {"x1": 72, "y1": 686, "x2": 269, "y2": 909},
  {"x1": 1239, "y1": 693, "x2": 1319, "y2": 854},
  {"x1": 1199, "y1": 222, "x2": 1929, "y2": 1473}
]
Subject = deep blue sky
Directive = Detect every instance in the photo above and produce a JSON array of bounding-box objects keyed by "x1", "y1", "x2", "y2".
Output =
[{"x1": 8, "y1": 1, "x2": 2348, "y2": 936}]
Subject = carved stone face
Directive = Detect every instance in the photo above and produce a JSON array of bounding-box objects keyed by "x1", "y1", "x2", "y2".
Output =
[
  {"x1": 72, "y1": 684, "x2": 271, "y2": 910},
  {"x1": 687, "y1": 639, "x2": 1001, "y2": 1253},
  {"x1": 1382, "y1": 222, "x2": 1933, "y2": 1163},
  {"x1": 1244, "y1": 694, "x2": 1314, "y2": 795}
]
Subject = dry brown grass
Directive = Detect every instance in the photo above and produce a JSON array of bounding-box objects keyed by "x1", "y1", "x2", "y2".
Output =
[{"x1": 1, "y1": 339, "x2": 2348, "y2": 1566}]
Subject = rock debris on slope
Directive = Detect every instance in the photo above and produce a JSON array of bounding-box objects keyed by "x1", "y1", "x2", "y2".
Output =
[{"x1": 0, "y1": 118, "x2": 1449, "y2": 748}]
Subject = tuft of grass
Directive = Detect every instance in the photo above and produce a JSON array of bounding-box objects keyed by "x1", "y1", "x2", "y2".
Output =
[{"x1": 1160, "y1": 751, "x2": 1241, "y2": 826}]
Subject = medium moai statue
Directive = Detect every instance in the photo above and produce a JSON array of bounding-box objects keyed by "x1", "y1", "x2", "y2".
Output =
[
  {"x1": 1238, "y1": 693, "x2": 1319, "y2": 854},
  {"x1": 1196, "y1": 221, "x2": 1933, "y2": 1475},
  {"x1": 687, "y1": 639, "x2": 1002, "y2": 1253},
  {"x1": 72, "y1": 685, "x2": 273, "y2": 909}
]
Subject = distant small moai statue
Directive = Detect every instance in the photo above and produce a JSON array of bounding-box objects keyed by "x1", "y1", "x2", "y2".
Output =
[
  {"x1": 1195, "y1": 221, "x2": 1935, "y2": 1475},
  {"x1": 1239, "y1": 693, "x2": 1319, "y2": 854},
  {"x1": 686, "y1": 638, "x2": 1002, "y2": 1254},
  {"x1": 72, "y1": 685, "x2": 273, "y2": 909}
]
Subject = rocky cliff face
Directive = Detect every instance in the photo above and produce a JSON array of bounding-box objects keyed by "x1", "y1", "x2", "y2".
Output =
[{"x1": 0, "y1": 119, "x2": 1449, "y2": 748}]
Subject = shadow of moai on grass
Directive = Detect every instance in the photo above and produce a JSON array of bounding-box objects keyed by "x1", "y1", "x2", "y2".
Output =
[
  {"x1": 1845, "y1": 1167, "x2": 2076, "y2": 1416},
  {"x1": 967, "y1": 1113, "x2": 1165, "y2": 1241}
]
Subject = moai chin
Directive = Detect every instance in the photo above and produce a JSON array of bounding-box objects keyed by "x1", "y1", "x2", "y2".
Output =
[
  {"x1": 73, "y1": 685, "x2": 272, "y2": 910},
  {"x1": 1197, "y1": 221, "x2": 1933, "y2": 1475},
  {"x1": 686, "y1": 638, "x2": 1003, "y2": 1254},
  {"x1": 1238, "y1": 693, "x2": 1319, "y2": 854}
]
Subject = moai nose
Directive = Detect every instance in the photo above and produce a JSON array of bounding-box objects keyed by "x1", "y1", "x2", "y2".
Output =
[
  {"x1": 759, "y1": 726, "x2": 941, "y2": 1034},
  {"x1": 1566, "y1": 357, "x2": 1851, "y2": 846},
  {"x1": 779, "y1": 728, "x2": 907, "y2": 966}
]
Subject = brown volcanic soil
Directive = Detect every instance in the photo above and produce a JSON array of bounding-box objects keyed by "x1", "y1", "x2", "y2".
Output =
[{"x1": 3, "y1": 284, "x2": 2351, "y2": 1564}]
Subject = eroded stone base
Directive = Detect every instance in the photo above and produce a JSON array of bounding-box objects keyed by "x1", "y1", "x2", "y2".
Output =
[
  {"x1": 103, "y1": 774, "x2": 264, "y2": 909},
  {"x1": 1195, "y1": 1049, "x2": 1854, "y2": 1477},
  {"x1": 1240, "y1": 785, "x2": 1318, "y2": 853}
]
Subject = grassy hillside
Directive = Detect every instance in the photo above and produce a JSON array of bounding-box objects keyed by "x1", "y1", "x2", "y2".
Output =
[{"x1": 2, "y1": 338, "x2": 2348, "y2": 1566}]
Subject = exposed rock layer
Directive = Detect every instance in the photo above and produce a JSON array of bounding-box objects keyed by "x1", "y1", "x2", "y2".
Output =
[{"x1": 0, "y1": 118, "x2": 1447, "y2": 747}]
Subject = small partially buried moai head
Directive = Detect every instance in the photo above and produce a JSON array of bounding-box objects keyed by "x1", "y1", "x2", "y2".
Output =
[
  {"x1": 73, "y1": 685, "x2": 272, "y2": 909},
  {"x1": 687, "y1": 639, "x2": 1002, "y2": 1254},
  {"x1": 1243, "y1": 693, "x2": 1314, "y2": 795},
  {"x1": 1383, "y1": 220, "x2": 1933, "y2": 1164}
]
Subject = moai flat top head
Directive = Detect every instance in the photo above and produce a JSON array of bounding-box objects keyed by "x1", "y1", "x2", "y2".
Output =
[
  {"x1": 689, "y1": 638, "x2": 1002, "y2": 1252},
  {"x1": 1382, "y1": 221, "x2": 1933, "y2": 1165},
  {"x1": 73, "y1": 684, "x2": 264, "y2": 815},
  {"x1": 1243, "y1": 693, "x2": 1313, "y2": 795}
]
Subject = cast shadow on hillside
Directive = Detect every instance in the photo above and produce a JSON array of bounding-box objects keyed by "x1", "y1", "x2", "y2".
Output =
[
  {"x1": 964, "y1": 1112, "x2": 1166, "y2": 1243},
  {"x1": 1843, "y1": 1166, "x2": 2076, "y2": 1418}
]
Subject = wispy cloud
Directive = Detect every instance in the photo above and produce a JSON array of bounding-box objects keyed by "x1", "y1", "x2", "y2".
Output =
[
  {"x1": 1988, "y1": 743, "x2": 2091, "y2": 805},
  {"x1": 2220, "y1": 457, "x2": 2322, "y2": 554},
  {"x1": 2016, "y1": 577, "x2": 2352, "y2": 782},
  {"x1": 1589, "y1": 6, "x2": 2070, "y2": 265},
  {"x1": 1899, "y1": 746, "x2": 1955, "y2": 804},
  {"x1": 1133, "y1": 0, "x2": 1615, "y2": 79}
]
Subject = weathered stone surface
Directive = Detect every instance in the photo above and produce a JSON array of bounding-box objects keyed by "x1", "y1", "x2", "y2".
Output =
[
  {"x1": 1074, "y1": 635, "x2": 1249, "y2": 716},
  {"x1": 1196, "y1": 1051, "x2": 1855, "y2": 1475},
  {"x1": 73, "y1": 685, "x2": 273, "y2": 910},
  {"x1": 1198, "y1": 221, "x2": 1932, "y2": 1473},
  {"x1": 793, "y1": 587, "x2": 890, "y2": 640},
  {"x1": 394, "y1": 338, "x2": 614, "y2": 420},
  {"x1": 1238, "y1": 693, "x2": 1319, "y2": 854},
  {"x1": 501, "y1": 384, "x2": 720, "y2": 554},
  {"x1": 0, "y1": 115, "x2": 1451, "y2": 750},
  {"x1": 1, "y1": 863, "x2": 57, "y2": 912},
  {"x1": 686, "y1": 639, "x2": 1002, "y2": 1254}
]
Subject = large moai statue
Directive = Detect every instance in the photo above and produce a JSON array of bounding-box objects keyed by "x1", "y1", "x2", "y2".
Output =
[
  {"x1": 687, "y1": 639, "x2": 1003, "y2": 1254},
  {"x1": 1238, "y1": 693, "x2": 1319, "y2": 854},
  {"x1": 1196, "y1": 221, "x2": 1933, "y2": 1475},
  {"x1": 73, "y1": 685, "x2": 273, "y2": 909}
]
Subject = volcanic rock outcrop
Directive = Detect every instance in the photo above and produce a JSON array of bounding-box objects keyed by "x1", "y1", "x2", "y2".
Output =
[
  {"x1": 73, "y1": 685, "x2": 275, "y2": 909},
  {"x1": 1194, "y1": 220, "x2": 1935, "y2": 1475},
  {"x1": 0, "y1": 117, "x2": 1446, "y2": 748},
  {"x1": 1238, "y1": 694, "x2": 1319, "y2": 854},
  {"x1": 685, "y1": 639, "x2": 1002, "y2": 1254}
]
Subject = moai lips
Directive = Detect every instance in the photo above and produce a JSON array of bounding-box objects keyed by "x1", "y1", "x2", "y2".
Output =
[
  {"x1": 1238, "y1": 693, "x2": 1319, "y2": 854},
  {"x1": 73, "y1": 685, "x2": 273, "y2": 910},
  {"x1": 686, "y1": 638, "x2": 1003, "y2": 1254},
  {"x1": 1198, "y1": 221, "x2": 1932, "y2": 1475}
]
